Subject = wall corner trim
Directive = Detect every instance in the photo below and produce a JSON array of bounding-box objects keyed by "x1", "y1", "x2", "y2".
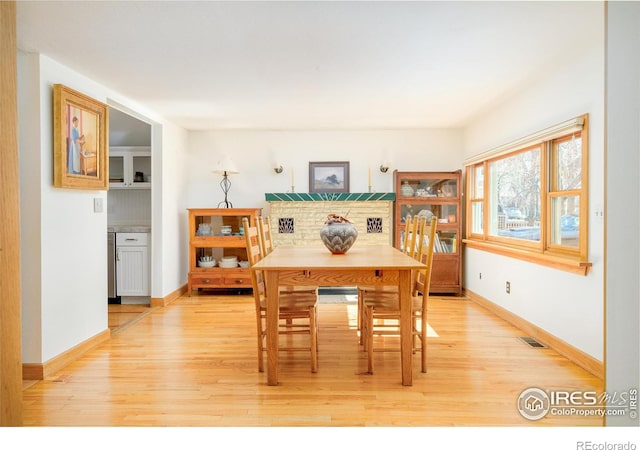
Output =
[
  {"x1": 151, "y1": 284, "x2": 188, "y2": 308},
  {"x1": 22, "y1": 329, "x2": 111, "y2": 380}
]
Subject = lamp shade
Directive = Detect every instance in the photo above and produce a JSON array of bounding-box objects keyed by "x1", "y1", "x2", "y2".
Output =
[{"x1": 213, "y1": 157, "x2": 239, "y2": 175}]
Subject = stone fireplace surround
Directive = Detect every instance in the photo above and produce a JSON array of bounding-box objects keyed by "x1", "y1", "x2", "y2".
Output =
[{"x1": 265, "y1": 192, "x2": 395, "y2": 247}]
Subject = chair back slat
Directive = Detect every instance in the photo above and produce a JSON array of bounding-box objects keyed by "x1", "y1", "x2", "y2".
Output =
[
  {"x1": 414, "y1": 216, "x2": 437, "y2": 303},
  {"x1": 401, "y1": 215, "x2": 417, "y2": 256},
  {"x1": 257, "y1": 216, "x2": 274, "y2": 257},
  {"x1": 413, "y1": 216, "x2": 427, "y2": 262},
  {"x1": 243, "y1": 218, "x2": 265, "y2": 299}
]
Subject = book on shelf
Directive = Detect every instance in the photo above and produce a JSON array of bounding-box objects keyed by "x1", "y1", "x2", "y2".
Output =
[
  {"x1": 420, "y1": 234, "x2": 457, "y2": 253},
  {"x1": 434, "y1": 234, "x2": 444, "y2": 252},
  {"x1": 432, "y1": 234, "x2": 458, "y2": 253}
]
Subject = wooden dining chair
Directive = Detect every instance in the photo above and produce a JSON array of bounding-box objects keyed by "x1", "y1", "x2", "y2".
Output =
[
  {"x1": 361, "y1": 216, "x2": 437, "y2": 374},
  {"x1": 242, "y1": 218, "x2": 319, "y2": 373},
  {"x1": 258, "y1": 215, "x2": 317, "y2": 303},
  {"x1": 356, "y1": 214, "x2": 422, "y2": 343}
]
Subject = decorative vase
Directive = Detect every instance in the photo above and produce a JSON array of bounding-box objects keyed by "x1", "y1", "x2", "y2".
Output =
[
  {"x1": 401, "y1": 181, "x2": 415, "y2": 197},
  {"x1": 320, "y1": 222, "x2": 358, "y2": 254}
]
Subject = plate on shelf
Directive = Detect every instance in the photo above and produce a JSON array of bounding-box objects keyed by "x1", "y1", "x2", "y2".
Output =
[
  {"x1": 219, "y1": 262, "x2": 238, "y2": 268},
  {"x1": 417, "y1": 209, "x2": 434, "y2": 221},
  {"x1": 221, "y1": 256, "x2": 238, "y2": 262}
]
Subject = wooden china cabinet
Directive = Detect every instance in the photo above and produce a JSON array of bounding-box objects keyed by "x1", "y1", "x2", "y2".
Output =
[
  {"x1": 394, "y1": 170, "x2": 462, "y2": 295},
  {"x1": 187, "y1": 208, "x2": 261, "y2": 295}
]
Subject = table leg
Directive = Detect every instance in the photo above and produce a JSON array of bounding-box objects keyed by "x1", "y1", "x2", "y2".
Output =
[
  {"x1": 264, "y1": 270, "x2": 280, "y2": 385},
  {"x1": 399, "y1": 269, "x2": 413, "y2": 386}
]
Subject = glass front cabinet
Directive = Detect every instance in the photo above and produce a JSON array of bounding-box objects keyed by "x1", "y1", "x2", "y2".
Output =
[
  {"x1": 109, "y1": 147, "x2": 151, "y2": 189},
  {"x1": 394, "y1": 170, "x2": 462, "y2": 295},
  {"x1": 187, "y1": 208, "x2": 261, "y2": 295}
]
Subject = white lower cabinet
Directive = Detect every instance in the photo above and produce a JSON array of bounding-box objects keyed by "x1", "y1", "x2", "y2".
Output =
[{"x1": 116, "y1": 233, "x2": 149, "y2": 296}]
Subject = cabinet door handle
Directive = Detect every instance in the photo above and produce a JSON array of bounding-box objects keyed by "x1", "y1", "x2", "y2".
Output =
[
  {"x1": 125, "y1": 238, "x2": 137, "y2": 241},
  {"x1": 204, "y1": 279, "x2": 210, "y2": 284},
  {"x1": 235, "y1": 279, "x2": 244, "y2": 284},
  {"x1": 116, "y1": 248, "x2": 120, "y2": 261}
]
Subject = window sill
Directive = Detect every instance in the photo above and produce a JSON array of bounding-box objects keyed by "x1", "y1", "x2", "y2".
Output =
[{"x1": 463, "y1": 239, "x2": 592, "y2": 275}]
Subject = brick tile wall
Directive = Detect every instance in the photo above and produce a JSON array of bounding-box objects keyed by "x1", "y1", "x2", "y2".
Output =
[{"x1": 267, "y1": 201, "x2": 393, "y2": 246}]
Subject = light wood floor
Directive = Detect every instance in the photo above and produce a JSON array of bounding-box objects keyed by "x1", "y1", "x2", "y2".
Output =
[
  {"x1": 22, "y1": 294, "x2": 603, "y2": 426},
  {"x1": 108, "y1": 303, "x2": 155, "y2": 332}
]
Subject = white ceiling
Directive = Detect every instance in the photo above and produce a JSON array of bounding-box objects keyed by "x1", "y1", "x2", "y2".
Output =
[{"x1": 16, "y1": 1, "x2": 602, "y2": 131}]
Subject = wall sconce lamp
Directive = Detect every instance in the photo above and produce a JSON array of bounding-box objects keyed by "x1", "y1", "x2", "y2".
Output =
[
  {"x1": 274, "y1": 164, "x2": 284, "y2": 174},
  {"x1": 379, "y1": 162, "x2": 390, "y2": 173}
]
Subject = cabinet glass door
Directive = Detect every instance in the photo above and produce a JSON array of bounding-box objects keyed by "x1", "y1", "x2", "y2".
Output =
[
  {"x1": 131, "y1": 154, "x2": 151, "y2": 186},
  {"x1": 399, "y1": 177, "x2": 458, "y2": 198},
  {"x1": 400, "y1": 228, "x2": 459, "y2": 254},
  {"x1": 400, "y1": 204, "x2": 458, "y2": 225},
  {"x1": 435, "y1": 230, "x2": 459, "y2": 254},
  {"x1": 194, "y1": 214, "x2": 250, "y2": 236},
  {"x1": 109, "y1": 154, "x2": 126, "y2": 186}
]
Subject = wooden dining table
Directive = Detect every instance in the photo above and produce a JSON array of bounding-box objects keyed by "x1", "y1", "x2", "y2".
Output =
[{"x1": 251, "y1": 244, "x2": 426, "y2": 386}]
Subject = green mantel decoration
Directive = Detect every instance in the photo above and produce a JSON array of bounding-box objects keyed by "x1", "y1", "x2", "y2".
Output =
[{"x1": 265, "y1": 192, "x2": 395, "y2": 202}]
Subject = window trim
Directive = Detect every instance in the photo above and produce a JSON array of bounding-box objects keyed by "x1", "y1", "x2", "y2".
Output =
[
  {"x1": 463, "y1": 116, "x2": 585, "y2": 166},
  {"x1": 463, "y1": 114, "x2": 591, "y2": 275},
  {"x1": 464, "y1": 239, "x2": 592, "y2": 275}
]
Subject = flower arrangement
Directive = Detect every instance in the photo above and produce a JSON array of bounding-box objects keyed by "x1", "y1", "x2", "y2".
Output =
[{"x1": 323, "y1": 212, "x2": 352, "y2": 225}]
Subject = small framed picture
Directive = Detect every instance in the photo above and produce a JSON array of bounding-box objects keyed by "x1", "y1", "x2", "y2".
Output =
[
  {"x1": 309, "y1": 161, "x2": 350, "y2": 193},
  {"x1": 53, "y1": 84, "x2": 109, "y2": 190}
]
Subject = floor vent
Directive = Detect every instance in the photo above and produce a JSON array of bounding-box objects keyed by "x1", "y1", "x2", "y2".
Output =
[{"x1": 518, "y1": 336, "x2": 547, "y2": 348}]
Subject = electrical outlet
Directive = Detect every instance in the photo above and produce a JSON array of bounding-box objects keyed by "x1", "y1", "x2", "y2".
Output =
[
  {"x1": 594, "y1": 204, "x2": 604, "y2": 222},
  {"x1": 506, "y1": 281, "x2": 511, "y2": 294}
]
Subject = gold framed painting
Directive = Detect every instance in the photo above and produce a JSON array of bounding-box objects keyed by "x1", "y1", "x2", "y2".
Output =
[{"x1": 53, "y1": 84, "x2": 109, "y2": 189}]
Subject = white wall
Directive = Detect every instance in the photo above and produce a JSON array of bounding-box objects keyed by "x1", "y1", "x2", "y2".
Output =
[
  {"x1": 18, "y1": 53, "x2": 189, "y2": 363},
  {"x1": 186, "y1": 129, "x2": 463, "y2": 213},
  {"x1": 156, "y1": 121, "x2": 190, "y2": 297},
  {"x1": 605, "y1": 1, "x2": 640, "y2": 426},
  {"x1": 19, "y1": 54, "x2": 110, "y2": 363},
  {"x1": 107, "y1": 190, "x2": 152, "y2": 226},
  {"x1": 462, "y1": 21, "x2": 605, "y2": 359}
]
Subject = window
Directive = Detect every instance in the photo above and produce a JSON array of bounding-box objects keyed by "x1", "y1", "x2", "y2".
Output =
[
  {"x1": 489, "y1": 144, "x2": 541, "y2": 246},
  {"x1": 464, "y1": 114, "x2": 590, "y2": 275},
  {"x1": 549, "y1": 134, "x2": 583, "y2": 253}
]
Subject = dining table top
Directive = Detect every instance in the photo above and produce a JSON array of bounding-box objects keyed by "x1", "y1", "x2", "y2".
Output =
[{"x1": 252, "y1": 244, "x2": 426, "y2": 271}]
